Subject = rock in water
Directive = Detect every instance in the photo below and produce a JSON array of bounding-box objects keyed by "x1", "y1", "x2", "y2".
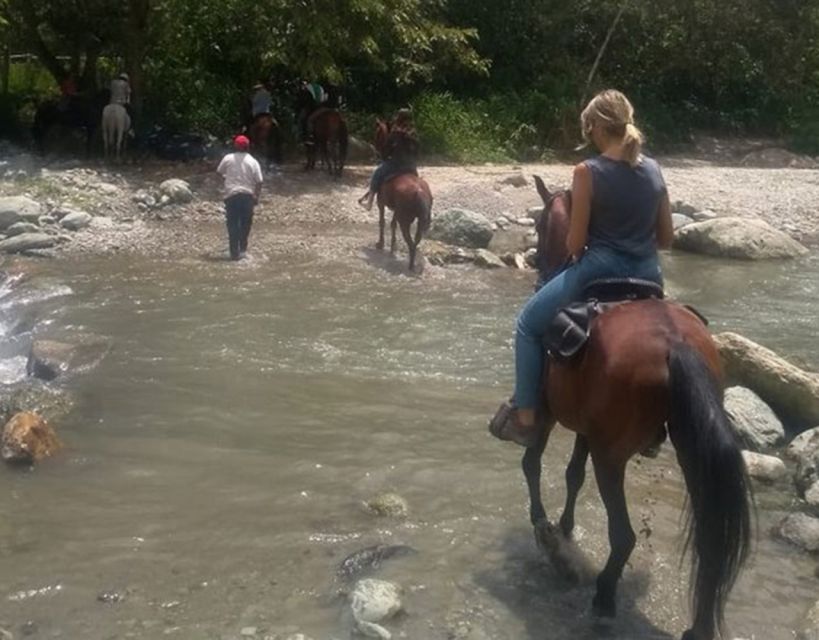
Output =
[
  {"x1": 797, "y1": 600, "x2": 819, "y2": 640},
  {"x1": 159, "y1": 179, "x2": 194, "y2": 204},
  {"x1": 428, "y1": 209, "x2": 493, "y2": 249},
  {"x1": 5, "y1": 222, "x2": 42, "y2": 237},
  {"x1": 0, "y1": 233, "x2": 57, "y2": 254},
  {"x1": 674, "y1": 217, "x2": 808, "y2": 259},
  {"x1": 775, "y1": 513, "x2": 819, "y2": 552},
  {"x1": 1, "y1": 412, "x2": 61, "y2": 464},
  {"x1": 338, "y1": 544, "x2": 417, "y2": 582},
  {"x1": 0, "y1": 196, "x2": 42, "y2": 229},
  {"x1": 27, "y1": 337, "x2": 110, "y2": 381},
  {"x1": 791, "y1": 429, "x2": 819, "y2": 498},
  {"x1": 474, "y1": 249, "x2": 506, "y2": 269},
  {"x1": 715, "y1": 332, "x2": 819, "y2": 431},
  {"x1": 671, "y1": 213, "x2": 695, "y2": 230},
  {"x1": 741, "y1": 451, "x2": 787, "y2": 482},
  {"x1": 421, "y1": 240, "x2": 476, "y2": 266},
  {"x1": 365, "y1": 493, "x2": 409, "y2": 518},
  {"x1": 724, "y1": 386, "x2": 785, "y2": 451},
  {"x1": 0, "y1": 381, "x2": 75, "y2": 425},
  {"x1": 350, "y1": 579, "x2": 402, "y2": 640}
]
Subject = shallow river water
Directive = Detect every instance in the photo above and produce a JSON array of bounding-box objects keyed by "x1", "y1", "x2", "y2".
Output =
[{"x1": 0, "y1": 235, "x2": 817, "y2": 640}]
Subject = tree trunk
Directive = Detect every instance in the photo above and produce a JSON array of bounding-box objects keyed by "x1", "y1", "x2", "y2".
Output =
[
  {"x1": 124, "y1": 0, "x2": 150, "y2": 118},
  {"x1": 1, "y1": 46, "x2": 9, "y2": 95},
  {"x1": 79, "y1": 41, "x2": 102, "y2": 93},
  {"x1": 580, "y1": 0, "x2": 629, "y2": 107}
]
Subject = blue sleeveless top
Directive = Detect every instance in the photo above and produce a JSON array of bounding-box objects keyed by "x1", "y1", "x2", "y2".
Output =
[{"x1": 584, "y1": 155, "x2": 666, "y2": 258}]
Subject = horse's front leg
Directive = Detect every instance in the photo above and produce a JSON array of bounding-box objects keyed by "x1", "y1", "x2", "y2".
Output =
[
  {"x1": 376, "y1": 200, "x2": 385, "y2": 250},
  {"x1": 522, "y1": 424, "x2": 553, "y2": 527},
  {"x1": 559, "y1": 434, "x2": 589, "y2": 537},
  {"x1": 590, "y1": 453, "x2": 634, "y2": 618}
]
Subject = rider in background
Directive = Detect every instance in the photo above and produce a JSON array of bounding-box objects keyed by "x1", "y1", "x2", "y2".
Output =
[
  {"x1": 109, "y1": 72, "x2": 134, "y2": 134},
  {"x1": 489, "y1": 89, "x2": 674, "y2": 447},
  {"x1": 358, "y1": 109, "x2": 419, "y2": 211},
  {"x1": 57, "y1": 73, "x2": 77, "y2": 112},
  {"x1": 251, "y1": 82, "x2": 273, "y2": 120},
  {"x1": 299, "y1": 80, "x2": 328, "y2": 144}
]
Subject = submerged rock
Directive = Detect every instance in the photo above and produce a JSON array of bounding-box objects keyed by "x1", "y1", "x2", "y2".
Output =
[
  {"x1": 428, "y1": 209, "x2": 493, "y2": 249},
  {"x1": 26, "y1": 336, "x2": 110, "y2": 381},
  {"x1": 0, "y1": 381, "x2": 75, "y2": 424},
  {"x1": 350, "y1": 579, "x2": 402, "y2": 640},
  {"x1": 724, "y1": 386, "x2": 785, "y2": 451},
  {"x1": 364, "y1": 493, "x2": 409, "y2": 518},
  {"x1": 715, "y1": 332, "x2": 819, "y2": 431},
  {"x1": 1, "y1": 412, "x2": 61, "y2": 464},
  {"x1": 421, "y1": 240, "x2": 476, "y2": 266},
  {"x1": 775, "y1": 513, "x2": 819, "y2": 552},
  {"x1": 338, "y1": 544, "x2": 417, "y2": 582},
  {"x1": 674, "y1": 217, "x2": 808, "y2": 259}
]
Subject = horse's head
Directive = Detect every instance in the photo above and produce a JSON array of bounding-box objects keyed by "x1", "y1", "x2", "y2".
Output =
[
  {"x1": 532, "y1": 175, "x2": 572, "y2": 277},
  {"x1": 374, "y1": 118, "x2": 389, "y2": 158}
]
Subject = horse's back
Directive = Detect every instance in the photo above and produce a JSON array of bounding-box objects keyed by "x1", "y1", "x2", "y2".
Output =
[
  {"x1": 384, "y1": 174, "x2": 431, "y2": 212},
  {"x1": 550, "y1": 299, "x2": 719, "y2": 452}
]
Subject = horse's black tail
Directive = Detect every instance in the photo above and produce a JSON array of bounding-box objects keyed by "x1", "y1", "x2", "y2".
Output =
[{"x1": 666, "y1": 342, "x2": 751, "y2": 638}]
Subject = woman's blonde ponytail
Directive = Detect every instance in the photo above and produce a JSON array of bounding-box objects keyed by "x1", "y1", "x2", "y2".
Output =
[{"x1": 623, "y1": 122, "x2": 644, "y2": 167}]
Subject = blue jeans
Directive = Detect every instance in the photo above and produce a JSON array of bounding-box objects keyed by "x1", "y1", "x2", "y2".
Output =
[
  {"x1": 369, "y1": 161, "x2": 416, "y2": 192},
  {"x1": 514, "y1": 246, "x2": 663, "y2": 409}
]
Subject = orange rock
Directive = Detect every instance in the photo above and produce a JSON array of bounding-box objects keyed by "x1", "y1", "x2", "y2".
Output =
[{"x1": 1, "y1": 412, "x2": 61, "y2": 464}]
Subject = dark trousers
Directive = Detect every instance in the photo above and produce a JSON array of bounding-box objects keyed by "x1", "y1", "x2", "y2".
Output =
[{"x1": 224, "y1": 193, "x2": 255, "y2": 260}]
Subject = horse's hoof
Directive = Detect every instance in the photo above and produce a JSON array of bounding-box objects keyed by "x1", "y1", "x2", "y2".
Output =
[
  {"x1": 375, "y1": 242, "x2": 384, "y2": 251},
  {"x1": 558, "y1": 515, "x2": 574, "y2": 538}
]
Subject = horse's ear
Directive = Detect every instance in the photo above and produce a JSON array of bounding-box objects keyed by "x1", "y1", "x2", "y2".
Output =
[{"x1": 533, "y1": 175, "x2": 551, "y2": 205}]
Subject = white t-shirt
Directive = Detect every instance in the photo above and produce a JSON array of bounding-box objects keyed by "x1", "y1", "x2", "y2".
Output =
[
  {"x1": 110, "y1": 78, "x2": 131, "y2": 105},
  {"x1": 217, "y1": 152, "x2": 263, "y2": 198}
]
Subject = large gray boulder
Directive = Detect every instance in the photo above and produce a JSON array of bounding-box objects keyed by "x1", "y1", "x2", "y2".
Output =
[
  {"x1": 741, "y1": 451, "x2": 788, "y2": 483},
  {"x1": 724, "y1": 386, "x2": 786, "y2": 451},
  {"x1": 0, "y1": 196, "x2": 42, "y2": 229},
  {"x1": 159, "y1": 179, "x2": 193, "y2": 204},
  {"x1": 715, "y1": 332, "x2": 819, "y2": 431},
  {"x1": 674, "y1": 217, "x2": 808, "y2": 259},
  {"x1": 0, "y1": 233, "x2": 56, "y2": 254},
  {"x1": 787, "y1": 427, "x2": 819, "y2": 499},
  {"x1": 428, "y1": 209, "x2": 493, "y2": 249},
  {"x1": 347, "y1": 135, "x2": 377, "y2": 162},
  {"x1": 60, "y1": 210, "x2": 93, "y2": 231}
]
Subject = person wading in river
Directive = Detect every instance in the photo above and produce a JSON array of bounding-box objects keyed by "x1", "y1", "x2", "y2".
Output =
[{"x1": 216, "y1": 135, "x2": 263, "y2": 260}]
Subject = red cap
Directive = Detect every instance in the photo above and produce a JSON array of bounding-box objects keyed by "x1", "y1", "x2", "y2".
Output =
[{"x1": 233, "y1": 135, "x2": 250, "y2": 151}]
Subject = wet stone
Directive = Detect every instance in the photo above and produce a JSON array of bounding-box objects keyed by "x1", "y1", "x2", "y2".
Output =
[{"x1": 364, "y1": 493, "x2": 409, "y2": 518}]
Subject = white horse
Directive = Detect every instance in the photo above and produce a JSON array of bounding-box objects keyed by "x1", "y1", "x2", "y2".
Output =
[{"x1": 101, "y1": 104, "x2": 131, "y2": 162}]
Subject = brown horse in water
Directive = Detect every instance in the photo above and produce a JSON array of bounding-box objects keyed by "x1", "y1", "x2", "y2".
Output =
[
  {"x1": 373, "y1": 119, "x2": 432, "y2": 272},
  {"x1": 305, "y1": 109, "x2": 348, "y2": 177},
  {"x1": 517, "y1": 176, "x2": 751, "y2": 640},
  {"x1": 248, "y1": 114, "x2": 282, "y2": 169}
]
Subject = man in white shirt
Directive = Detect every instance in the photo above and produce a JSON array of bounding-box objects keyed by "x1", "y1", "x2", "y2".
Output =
[
  {"x1": 110, "y1": 72, "x2": 134, "y2": 135},
  {"x1": 216, "y1": 135, "x2": 263, "y2": 260}
]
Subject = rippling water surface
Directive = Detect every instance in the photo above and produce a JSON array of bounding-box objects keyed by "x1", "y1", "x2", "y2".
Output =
[{"x1": 0, "y1": 245, "x2": 817, "y2": 640}]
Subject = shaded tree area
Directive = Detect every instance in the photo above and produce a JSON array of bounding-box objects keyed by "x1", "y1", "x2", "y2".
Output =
[{"x1": 2, "y1": 0, "x2": 819, "y2": 155}]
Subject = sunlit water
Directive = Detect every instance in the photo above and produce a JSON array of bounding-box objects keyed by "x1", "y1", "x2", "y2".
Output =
[{"x1": 0, "y1": 240, "x2": 817, "y2": 640}]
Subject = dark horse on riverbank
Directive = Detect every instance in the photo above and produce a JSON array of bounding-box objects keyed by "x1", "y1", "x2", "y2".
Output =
[
  {"x1": 305, "y1": 109, "x2": 348, "y2": 177},
  {"x1": 513, "y1": 175, "x2": 751, "y2": 640},
  {"x1": 373, "y1": 119, "x2": 431, "y2": 272},
  {"x1": 32, "y1": 91, "x2": 109, "y2": 156},
  {"x1": 248, "y1": 114, "x2": 282, "y2": 169}
]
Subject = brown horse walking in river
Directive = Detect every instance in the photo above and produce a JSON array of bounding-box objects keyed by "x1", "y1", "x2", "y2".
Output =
[
  {"x1": 515, "y1": 176, "x2": 751, "y2": 640},
  {"x1": 373, "y1": 119, "x2": 432, "y2": 272},
  {"x1": 305, "y1": 109, "x2": 348, "y2": 177}
]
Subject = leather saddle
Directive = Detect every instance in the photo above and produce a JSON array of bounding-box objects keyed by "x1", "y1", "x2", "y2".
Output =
[{"x1": 545, "y1": 278, "x2": 668, "y2": 361}]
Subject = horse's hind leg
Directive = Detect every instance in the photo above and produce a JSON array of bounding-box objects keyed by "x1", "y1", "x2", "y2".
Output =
[
  {"x1": 559, "y1": 435, "x2": 589, "y2": 537},
  {"x1": 399, "y1": 219, "x2": 415, "y2": 270},
  {"x1": 389, "y1": 213, "x2": 398, "y2": 255},
  {"x1": 376, "y1": 200, "x2": 386, "y2": 250},
  {"x1": 590, "y1": 453, "x2": 635, "y2": 618}
]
